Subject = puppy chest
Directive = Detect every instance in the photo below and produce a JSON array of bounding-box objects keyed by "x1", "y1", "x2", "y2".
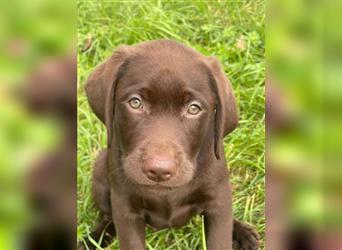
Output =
[{"x1": 143, "y1": 201, "x2": 201, "y2": 230}]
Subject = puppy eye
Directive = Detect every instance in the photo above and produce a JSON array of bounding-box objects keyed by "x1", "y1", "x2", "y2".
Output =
[
  {"x1": 187, "y1": 103, "x2": 201, "y2": 115},
  {"x1": 128, "y1": 97, "x2": 142, "y2": 109}
]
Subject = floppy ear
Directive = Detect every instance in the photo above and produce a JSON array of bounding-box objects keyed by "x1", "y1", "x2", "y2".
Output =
[
  {"x1": 85, "y1": 46, "x2": 130, "y2": 148},
  {"x1": 204, "y1": 56, "x2": 239, "y2": 159}
]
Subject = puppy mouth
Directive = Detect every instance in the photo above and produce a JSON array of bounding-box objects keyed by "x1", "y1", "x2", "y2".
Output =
[
  {"x1": 144, "y1": 184, "x2": 169, "y2": 188},
  {"x1": 140, "y1": 183, "x2": 178, "y2": 191}
]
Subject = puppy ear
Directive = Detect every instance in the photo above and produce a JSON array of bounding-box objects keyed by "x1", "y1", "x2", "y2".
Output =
[
  {"x1": 204, "y1": 56, "x2": 239, "y2": 159},
  {"x1": 85, "y1": 46, "x2": 131, "y2": 147}
]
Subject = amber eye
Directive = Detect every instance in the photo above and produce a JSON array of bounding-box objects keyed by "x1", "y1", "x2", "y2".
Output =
[
  {"x1": 187, "y1": 103, "x2": 201, "y2": 115},
  {"x1": 128, "y1": 97, "x2": 142, "y2": 109}
]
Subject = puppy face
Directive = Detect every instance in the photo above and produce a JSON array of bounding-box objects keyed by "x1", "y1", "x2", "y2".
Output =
[
  {"x1": 114, "y1": 54, "x2": 216, "y2": 188},
  {"x1": 85, "y1": 40, "x2": 239, "y2": 190}
]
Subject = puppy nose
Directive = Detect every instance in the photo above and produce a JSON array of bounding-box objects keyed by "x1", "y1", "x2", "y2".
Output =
[{"x1": 142, "y1": 156, "x2": 176, "y2": 182}]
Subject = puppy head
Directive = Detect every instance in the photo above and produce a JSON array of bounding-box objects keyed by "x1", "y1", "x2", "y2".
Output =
[{"x1": 85, "y1": 40, "x2": 238, "y2": 188}]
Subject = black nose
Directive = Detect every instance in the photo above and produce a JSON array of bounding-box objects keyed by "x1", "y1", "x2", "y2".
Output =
[{"x1": 142, "y1": 156, "x2": 176, "y2": 182}]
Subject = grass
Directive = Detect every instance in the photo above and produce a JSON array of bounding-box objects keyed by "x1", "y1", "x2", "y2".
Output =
[{"x1": 77, "y1": 1, "x2": 265, "y2": 249}]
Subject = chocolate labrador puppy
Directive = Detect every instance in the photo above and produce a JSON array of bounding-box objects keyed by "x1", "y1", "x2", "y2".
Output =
[{"x1": 82, "y1": 40, "x2": 259, "y2": 250}]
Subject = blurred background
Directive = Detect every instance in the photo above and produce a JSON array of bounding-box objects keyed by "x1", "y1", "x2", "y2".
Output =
[
  {"x1": 267, "y1": 0, "x2": 342, "y2": 249},
  {"x1": 0, "y1": 0, "x2": 341, "y2": 249},
  {"x1": 0, "y1": 0, "x2": 76, "y2": 249}
]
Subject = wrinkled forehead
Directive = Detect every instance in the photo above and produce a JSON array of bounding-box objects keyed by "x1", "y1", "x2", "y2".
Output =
[{"x1": 116, "y1": 54, "x2": 215, "y2": 105}]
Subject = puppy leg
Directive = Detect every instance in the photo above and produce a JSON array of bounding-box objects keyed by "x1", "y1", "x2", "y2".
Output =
[
  {"x1": 233, "y1": 219, "x2": 260, "y2": 250},
  {"x1": 204, "y1": 183, "x2": 233, "y2": 250},
  {"x1": 111, "y1": 189, "x2": 146, "y2": 250},
  {"x1": 92, "y1": 149, "x2": 111, "y2": 215},
  {"x1": 79, "y1": 150, "x2": 116, "y2": 250}
]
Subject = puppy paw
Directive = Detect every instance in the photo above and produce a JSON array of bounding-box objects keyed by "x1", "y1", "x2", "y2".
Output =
[{"x1": 233, "y1": 219, "x2": 260, "y2": 250}]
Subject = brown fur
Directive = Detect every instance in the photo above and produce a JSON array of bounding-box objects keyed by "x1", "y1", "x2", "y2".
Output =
[{"x1": 81, "y1": 40, "x2": 259, "y2": 250}]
